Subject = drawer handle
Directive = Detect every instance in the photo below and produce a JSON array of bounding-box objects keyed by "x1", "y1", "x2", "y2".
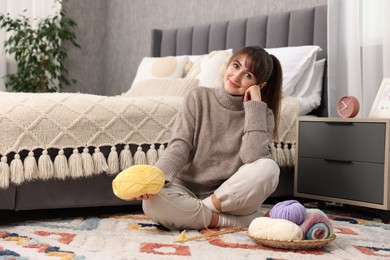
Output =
[
  {"x1": 324, "y1": 158, "x2": 352, "y2": 163},
  {"x1": 324, "y1": 122, "x2": 353, "y2": 125}
]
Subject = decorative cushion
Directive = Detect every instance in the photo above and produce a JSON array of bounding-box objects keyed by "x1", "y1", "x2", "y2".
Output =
[
  {"x1": 131, "y1": 55, "x2": 189, "y2": 88},
  {"x1": 266, "y1": 45, "x2": 321, "y2": 96},
  {"x1": 185, "y1": 49, "x2": 233, "y2": 88},
  {"x1": 123, "y1": 78, "x2": 199, "y2": 97}
]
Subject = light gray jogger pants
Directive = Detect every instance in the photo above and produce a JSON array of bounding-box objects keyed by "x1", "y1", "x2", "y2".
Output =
[{"x1": 142, "y1": 158, "x2": 279, "y2": 230}]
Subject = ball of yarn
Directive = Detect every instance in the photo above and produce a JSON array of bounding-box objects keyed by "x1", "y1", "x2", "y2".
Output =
[
  {"x1": 269, "y1": 200, "x2": 306, "y2": 225},
  {"x1": 248, "y1": 217, "x2": 303, "y2": 241},
  {"x1": 112, "y1": 165, "x2": 165, "y2": 200}
]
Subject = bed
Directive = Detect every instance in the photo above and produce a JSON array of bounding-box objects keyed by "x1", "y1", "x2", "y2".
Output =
[{"x1": 0, "y1": 5, "x2": 327, "y2": 211}]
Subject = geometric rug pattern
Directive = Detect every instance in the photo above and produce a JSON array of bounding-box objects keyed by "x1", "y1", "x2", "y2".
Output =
[{"x1": 0, "y1": 205, "x2": 389, "y2": 260}]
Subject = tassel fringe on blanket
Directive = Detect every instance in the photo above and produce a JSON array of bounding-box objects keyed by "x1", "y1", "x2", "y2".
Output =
[
  {"x1": 0, "y1": 144, "x2": 166, "y2": 189},
  {"x1": 271, "y1": 142, "x2": 296, "y2": 167},
  {"x1": 0, "y1": 142, "x2": 294, "y2": 189}
]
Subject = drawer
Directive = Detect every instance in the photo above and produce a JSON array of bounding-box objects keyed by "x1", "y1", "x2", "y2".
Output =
[
  {"x1": 298, "y1": 121, "x2": 386, "y2": 163},
  {"x1": 296, "y1": 157, "x2": 384, "y2": 204}
]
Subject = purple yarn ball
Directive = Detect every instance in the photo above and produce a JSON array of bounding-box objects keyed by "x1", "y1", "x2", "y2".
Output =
[{"x1": 269, "y1": 200, "x2": 306, "y2": 225}]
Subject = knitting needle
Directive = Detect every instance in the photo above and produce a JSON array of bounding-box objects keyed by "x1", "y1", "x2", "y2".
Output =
[{"x1": 176, "y1": 227, "x2": 243, "y2": 243}]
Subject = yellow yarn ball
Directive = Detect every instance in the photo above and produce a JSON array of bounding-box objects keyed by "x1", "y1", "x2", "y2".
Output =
[{"x1": 112, "y1": 165, "x2": 165, "y2": 200}]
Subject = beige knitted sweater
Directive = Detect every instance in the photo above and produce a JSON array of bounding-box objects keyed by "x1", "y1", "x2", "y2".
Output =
[{"x1": 155, "y1": 84, "x2": 275, "y2": 197}]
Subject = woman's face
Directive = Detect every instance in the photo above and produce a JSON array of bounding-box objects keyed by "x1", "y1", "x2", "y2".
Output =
[{"x1": 224, "y1": 54, "x2": 258, "y2": 95}]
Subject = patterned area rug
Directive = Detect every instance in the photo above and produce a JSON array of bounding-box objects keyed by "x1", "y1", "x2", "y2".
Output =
[{"x1": 0, "y1": 204, "x2": 389, "y2": 260}]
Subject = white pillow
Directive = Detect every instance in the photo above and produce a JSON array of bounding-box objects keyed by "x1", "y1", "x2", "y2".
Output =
[
  {"x1": 296, "y1": 59, "x2": 326, "y2": 115},
  {"x1": 123, "y1": 78, "x2": 199, "y2": 98},
  {"x1": 291, "y1": 51, "x2": 319, "y2": 98},
  {"x1": 188, "y1": 55, "x2": 202, "y2": 63},
  {"x1": 266, "y1": 46, "x2": 321, "y2": 96},
  {"x1": 131, "y1": 56, "x2": 189, "y2": 88},
  {"x1": 185, "y1": 49, "x2": 233, "y2": 88}
]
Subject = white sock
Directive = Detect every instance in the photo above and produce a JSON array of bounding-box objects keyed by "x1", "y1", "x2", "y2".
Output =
[
  {"x1": 202, "y1": 196, "x2": 220, "y2": 212},
  {"x1": 217, "y1": 211, "x2": 260, "y2": 228}
]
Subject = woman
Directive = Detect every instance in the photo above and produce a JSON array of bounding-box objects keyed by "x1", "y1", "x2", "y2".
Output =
[{"x1": 140, "y1": 46, "x2": 283, "y2": 230}]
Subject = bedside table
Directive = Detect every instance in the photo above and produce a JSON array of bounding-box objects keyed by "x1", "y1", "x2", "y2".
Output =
[{"x1": 294, "y1": 117, "x2": 390, "y2": 223}]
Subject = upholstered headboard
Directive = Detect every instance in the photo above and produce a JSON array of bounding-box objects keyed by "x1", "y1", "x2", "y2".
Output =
[{"x1": 151, "y1": 5, "x2": 328, "y2": 116}]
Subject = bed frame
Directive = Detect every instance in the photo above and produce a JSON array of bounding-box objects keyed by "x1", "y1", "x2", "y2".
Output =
[{"x1": 0, "y1": 5, "x2": 327, "y2": 211}]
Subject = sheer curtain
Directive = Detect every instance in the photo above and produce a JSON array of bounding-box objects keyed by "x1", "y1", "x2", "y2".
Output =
[
  {"x1": 328, "y1": 0, "x2": 390, "y2": 117},
  {"x1": 0, "y1": 0, "x2": 60, "y2": 91}
]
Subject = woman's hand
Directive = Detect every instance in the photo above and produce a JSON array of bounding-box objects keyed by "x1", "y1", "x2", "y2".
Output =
[
  {"x1": 128, "y1": 194, "x2": 156, "y2": 200},
  {"x1": 136, "y1": 194, "x2": 155, "y2": 200},
  {"x1": 244, "y1": 84, "x2": 262, "y2": 102}
]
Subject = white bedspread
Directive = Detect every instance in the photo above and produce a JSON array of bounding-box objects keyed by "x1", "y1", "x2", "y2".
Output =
[
  {"x1": 0, "y1": 92, "x2": 299, "y2": 188},
  {"x1": 0, "y1": 92, "x2": 182, "y2": 151},
  {"x1": 0, "y1": 92, "x2": 183, "y2": 187}
]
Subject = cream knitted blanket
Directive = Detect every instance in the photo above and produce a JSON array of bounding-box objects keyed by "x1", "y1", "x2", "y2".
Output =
[
  {"x1": 273, "y1": 96, "x2": 300, "y2": 167},
  {"x1": 0, "y1": 92, "x2": 182, "y2": 188},
  {"x1": 0, "y1": 92, "x2": 299, "y2": 188}
]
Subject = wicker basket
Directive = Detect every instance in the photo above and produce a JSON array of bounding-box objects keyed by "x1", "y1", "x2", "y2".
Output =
[{"x1": 247, "y1": 233, "x2": 336, "y2": 249}]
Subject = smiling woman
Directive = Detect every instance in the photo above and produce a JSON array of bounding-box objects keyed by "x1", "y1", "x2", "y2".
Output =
[{"x1": 140, "y1": 46, "x2": 283, "y2": 230}]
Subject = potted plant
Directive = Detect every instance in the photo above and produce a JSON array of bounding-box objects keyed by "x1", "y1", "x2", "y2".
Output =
[{"x1": 0, "y1": 0, "x2": 80, "y2": 92}]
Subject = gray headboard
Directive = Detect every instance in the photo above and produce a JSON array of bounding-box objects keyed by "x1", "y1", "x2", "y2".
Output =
[{"x1": 151, "y1": 5, "x2": 328, "y2": 117}]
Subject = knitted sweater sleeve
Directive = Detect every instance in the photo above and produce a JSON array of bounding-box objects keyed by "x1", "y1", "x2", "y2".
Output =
[
  {"x1": 240, "y1": 100, "x2": 274, "y2": 164},
  {"x1": 154, "y1": 93, "x2": 196, "y2": 183}
]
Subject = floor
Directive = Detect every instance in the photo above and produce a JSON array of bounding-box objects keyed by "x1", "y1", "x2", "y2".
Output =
[
  {"x1": 0, "y1": 204, "x2": 144, "y2": 225},
  {"x1": 1, "y1": 198, "x2": 388, "y2": 225}
]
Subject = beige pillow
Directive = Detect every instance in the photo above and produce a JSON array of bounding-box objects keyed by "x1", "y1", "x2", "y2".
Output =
[
  {"x1": 185, "y1": 49, "x2": 233, "y2": 88},
  {"x1": 123, "y1": 78, "x2": 199, "y2": 97},
  {"x1": 131, "y1": 56, "x2": 189, "y2": 89}
]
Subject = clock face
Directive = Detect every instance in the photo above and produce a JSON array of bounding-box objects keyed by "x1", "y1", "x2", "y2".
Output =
[{"x1": 336, "y1": 96, "x2": 360, "y2": 118}]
